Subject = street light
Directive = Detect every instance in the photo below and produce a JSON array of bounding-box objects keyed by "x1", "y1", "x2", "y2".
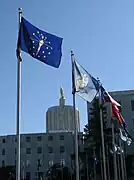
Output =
[
  {"x1": 21, "y1": 160, "x2": 30, "y2": 180},
  {"x1": 60, "y1": 159, "x2": 65, "y2": 180},
  {"x1": 37, "y1": 159, "x2": 42, "y2": 180},
  {"x1": 48, "y1": 160, "x2": 54, "y2": 180},
  {"x1": 21, "y1": 161, "x2": 25, "y2": 180}
]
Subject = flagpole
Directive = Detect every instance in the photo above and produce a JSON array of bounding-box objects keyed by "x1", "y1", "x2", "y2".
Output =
[
  {"x1": 117, "y1": 154, "x2": 121, "y2": 180},
  {"x1": 16, "y1": 8, "x2": 22, "y2": 180},
  {"x1": 93, "y1": 147, "x2": 97, "y2": 180},
  {"x1": 98, "y1": 87, "x2": 107, "y2": 180},
  {"x1": 123, "y1": 143, "x2": 127, "y2": 180},
  {"x1": 119, "y1": 134, "x2": 125, "y2": 180},
  {"x1": 106, "y1": 143, "x2": 110, "y2": 180},
  {"x1": 71, "y1": 51, "x2": 79, "y2": 180},
  {"x1": 111, "y1": 120, "x2": 118, "y2": 180},
  {"x1": 85, "y1": 152, "x2": 89, "y2": 180},
  {"x1": 100, "y1": 147, "x2": 104, "y2": 180}
]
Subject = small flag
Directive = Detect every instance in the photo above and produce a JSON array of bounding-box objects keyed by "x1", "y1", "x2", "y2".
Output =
[
  {"x1": 101, "y1": 86, "x2": 125, "y2": 125},
  {"x1": 119, "y1": 128, "x2": 133, "y2": 145},
  {"x1": 109, "y1": 143, "x2": 124, "y2": 154},
  {"x1": 101, "y1": 86, "x2": 121, "y2": 107},
  {"x1": 73, "y1": 60, "x2": 99, "y2": 103},
  {"x1": 17, "y1": 17, "x2": 63, "y2": 68}
]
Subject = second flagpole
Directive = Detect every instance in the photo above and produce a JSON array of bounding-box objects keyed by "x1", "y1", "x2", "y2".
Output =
[
  {"x1": 71, "y1": 51, "x2": 80, "y2": 180},
  {"x1": 16, "y1": 8, "x2": 22, "y2": 180},
  {"x1": 98, "y1": 86, "x2": 107, "y2": 180}
]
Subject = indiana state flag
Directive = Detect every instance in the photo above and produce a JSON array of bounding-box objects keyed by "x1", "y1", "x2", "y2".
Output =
[
  {"x1": 17, "y1": 17, "x2": 63, "y2": 68},
  {"x1": 73, "y1": 60, "x2": 99, "y2": 103}
]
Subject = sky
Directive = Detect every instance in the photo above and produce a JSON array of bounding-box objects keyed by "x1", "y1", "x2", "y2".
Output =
[{"x1": 0, "y1": 0, "x2": 134, "y2": 135}]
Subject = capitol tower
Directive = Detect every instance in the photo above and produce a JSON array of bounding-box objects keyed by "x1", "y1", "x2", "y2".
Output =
[{"x1": 46, "y1": 88, "x2": 80, "y2": 132}]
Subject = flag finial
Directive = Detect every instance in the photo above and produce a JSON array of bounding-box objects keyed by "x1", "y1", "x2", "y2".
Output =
[
  {"x1": 97, "y1": 77, "x2": 102, "y2": 86},
  {"x1": 71, "y1": 50, "x2": 74, "y2": 56},
  {"x1": 18, "y1": 8, "x2": 22, "y2": 13}
]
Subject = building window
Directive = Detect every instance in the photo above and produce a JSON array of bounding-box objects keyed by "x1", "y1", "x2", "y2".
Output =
[
  {"x1": 48, "y1": 135, "x2": 53, "y2": 141},
  {"x1": 15, "y1": 148, "x2": 17, "y2": 155},
  {"x1": 15, "y1": 138, "x2": 17, "y2": 142},
  {"x1": 131, "y1": 100, "x2": 134, "y2": 111},
  {"x1": 2, "y1": 149, "x2": 5, "y2": 155},
  {"x1": 26, "y1": 172, "x2": 31, "y2": 179},
  {"x1": 37, "y1": 159, "x2": 42, "y2": 168},
  {"x1": 2, "y1": 139, "x2": 5, "y2": 143},
  {"x1": 37, "y1": 136, "x2": 42, "y2": 141},
  {"x1": 48, "y1": 147, "x2": 53, "y2": 153},
  {"x1": 26, "y1": 148, "x2": 31, "y2": 154},
  {"x1": 60, "y1": 146, "x2": 65, "y2": 153},
  {"x1": 2, "y1": 160, "x2": 5, "y2": 167},
  {"x1": 60, "y1": 135, "x2": 64, "y2": 140},
  {"x1": 37, "y1": 147, "x2": 42, "y2": 154},
  {"x1": 26, "y1": 136, "x2": 31, "y2": 142}
]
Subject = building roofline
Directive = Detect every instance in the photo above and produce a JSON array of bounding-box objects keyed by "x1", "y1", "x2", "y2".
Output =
[
  {"x1": 109, "y1": 90, "x2": 134, "y2": 96},
  {"x1": 47, "y1": 105, "x2": 79, "y2": 111},
  {"x1": 0, "y1": 131, "x2": 83, "y2": 137}
]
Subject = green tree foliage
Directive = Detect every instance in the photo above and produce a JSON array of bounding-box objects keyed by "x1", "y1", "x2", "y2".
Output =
[{"x1": 84, "y1": 98, "x2": 101, "y2": 149}]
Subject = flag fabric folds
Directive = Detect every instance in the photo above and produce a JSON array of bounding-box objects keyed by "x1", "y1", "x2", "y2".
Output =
[
  {"x1": 17, "y1": 17, "x2": 63, "y2": 68},
  {"x1": 73, "y1": 60, "x2": 99, "y2": 103},
  {"x1": 110, "y1": 144, "x2": 124, "y2": 154},
  {"x1": 101, "y1": 86, "x2": 125, "y2": 125},
  {"x1": 101, "y1": 86, "x2": 133, "y2": 144},
  {"x1": 119, "y1": 128, "x2": 133, "y2": 145}
]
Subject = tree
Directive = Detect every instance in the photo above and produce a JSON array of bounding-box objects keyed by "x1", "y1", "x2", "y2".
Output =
[
  {"x1": 84, "y1": 98, "x2": 101, "y2": 150},
  {"x1": 83, "y1": 98, "x2": 108, "y2": 179}
]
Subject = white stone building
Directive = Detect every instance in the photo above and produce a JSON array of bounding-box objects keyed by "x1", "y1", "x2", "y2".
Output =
[
  {"x1": 0, "y1": 132, "x2": 83, "y2": 180},
  {"x1": 46, "y1": 88, "x2": 80, "y2": 132}
]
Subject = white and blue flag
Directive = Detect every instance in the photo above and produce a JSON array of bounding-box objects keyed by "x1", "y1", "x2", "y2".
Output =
[{"x1": 73, "y1": 60, "x2": 99, "y2": 103}]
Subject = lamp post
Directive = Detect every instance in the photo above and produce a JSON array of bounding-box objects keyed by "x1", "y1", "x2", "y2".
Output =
[
  {"x1": 48, "y1": 160, "x2": 53, "y2": 180},
  {"x1": 60, "y1": 159, "x2": 65, "y2": 180},
  {"x1": 37, "y1": 159, "x2": 42, "y2": 180},
  {"x1": 22, "y1": 161, "x2": 25, "y2": 180}
]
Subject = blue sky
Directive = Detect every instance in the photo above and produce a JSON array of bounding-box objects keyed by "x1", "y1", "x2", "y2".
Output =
[{"x1": 0, "y1": 0, "x2": 134, "y2": 135}]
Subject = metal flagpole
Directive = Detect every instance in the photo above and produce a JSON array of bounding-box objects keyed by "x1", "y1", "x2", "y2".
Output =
[
  {"x1": 117, "y1": 155, "x2": 121, "y2": 180},
  {"x1": 98, "y1": 87, "x2": 107, "y2": 180},
  {"x1": 16, "y1": 8, "x2": 22, "y2": 180},
  {"x1": 123, "y1": 146, "x2": 127, "y2": 180},
  {"x1": 85, "y1": 152, "x2": 89, "y2": 180},
  {"x1": 93, "y1": 147, "x2": 96, "y2": 180},
  {"x1": 106, "y1": 143, "x2": 110, "y2": 180},
  {"x1": 111, "y1": 121, "x2": 118, "y2": 180},
  {"x1": 119, "y1": 138, "x2": 125, "y2": 180},
  {"x1": 100, "y1": 147, "x2": 104, "y2": 180},
  {"x1": 71, "y1": 51, "x2": 79, "y2": 180}
]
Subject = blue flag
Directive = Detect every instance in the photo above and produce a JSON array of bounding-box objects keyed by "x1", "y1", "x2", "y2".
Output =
[
  {"x1": 73, "y1": 60, "x2": 99, "y2": 103},
  {"x1": 17, "y1": 17, "x2": 63, "y2": 68}
]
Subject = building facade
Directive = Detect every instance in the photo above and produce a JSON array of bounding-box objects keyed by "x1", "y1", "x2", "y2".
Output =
[
  {"x1": 0, "y1": 132, "x2": 83, "y2": 180},
  {"x1": 46, "y1": 88, "x2": 80, "y2": 132}
]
